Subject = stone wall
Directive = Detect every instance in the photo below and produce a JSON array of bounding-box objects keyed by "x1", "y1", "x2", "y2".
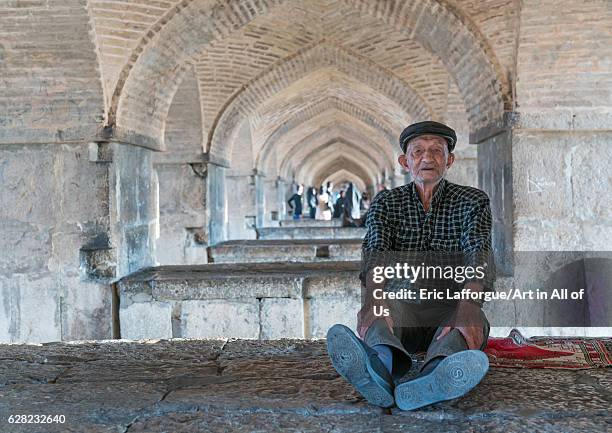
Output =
[
  {"x1": 512, "y1": 131, "x2": 612, "y2": 251},
  {"x1": 0, "y1": 139, "x2": 158, "y2": 343},
  {"x1": 226, "y1": 121, "x2": 258, "y2": 240},
  {"x1": 512, "y1": 0, "x2": 612, "y2": 251},
  {"x1": 226, "y1": 174, "x2": 257, "y2": 240}
]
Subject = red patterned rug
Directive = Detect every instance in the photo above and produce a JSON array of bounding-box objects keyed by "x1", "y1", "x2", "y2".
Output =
[{"x1": 483, "y1": 329, "x2": 612, "y2": 369}]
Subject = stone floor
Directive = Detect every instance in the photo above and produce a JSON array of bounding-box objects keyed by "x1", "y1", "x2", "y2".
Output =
[{"x1": 0, "y1": 339, "x2": 610, "y2": 433}]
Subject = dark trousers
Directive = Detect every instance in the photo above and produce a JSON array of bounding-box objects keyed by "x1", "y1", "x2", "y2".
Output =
[{"x1": 363, "y1": 301, "x2": 490, "y2": 380}]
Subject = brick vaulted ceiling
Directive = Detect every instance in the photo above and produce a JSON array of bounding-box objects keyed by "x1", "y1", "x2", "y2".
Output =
[{"x1": 89, "y1": 0, "x2": 519, "y2": 183}]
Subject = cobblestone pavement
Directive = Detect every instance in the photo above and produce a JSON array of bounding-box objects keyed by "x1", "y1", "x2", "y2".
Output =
[{"x1": 0, "y1": 339, "x2": 610, "y2": 432}]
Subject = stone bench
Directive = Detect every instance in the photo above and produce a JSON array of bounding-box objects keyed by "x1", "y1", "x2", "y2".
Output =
[
  {"x1": 209, "y1": 239, "x2": 362, "y2": 263},
  {"x1": 257, "y1": 226, "x2": 366, "y2": 240},
  {"x1": 117, "y1": 261, "x2": 362, "y2": 341},
  {"x1": 279, "y1": 218, "x2": 343, "y2": 227}
]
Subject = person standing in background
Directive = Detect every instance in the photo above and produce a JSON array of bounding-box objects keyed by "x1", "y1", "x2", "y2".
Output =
[
  {"x1": 333, "y1": 190, "x2": 345, "y2": 218},
  {"x1": 307, "y1": 186, "x2": 317, "y2": 219},
  {"x1": 316, "y1": 185, "x2": 333, "y2": 220},
  {"x1": 287, "y1": 184, "x2": 304, "y2": 220}
]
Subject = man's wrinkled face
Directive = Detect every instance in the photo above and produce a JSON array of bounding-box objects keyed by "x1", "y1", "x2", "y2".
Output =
[{"x1": 398, "y1": 135, "x2": 454, "y2": 184}]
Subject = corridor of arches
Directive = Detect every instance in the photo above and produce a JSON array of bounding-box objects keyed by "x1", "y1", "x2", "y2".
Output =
[{"x1": 1, "y1": 0, "x2": 610, "y2": 343}]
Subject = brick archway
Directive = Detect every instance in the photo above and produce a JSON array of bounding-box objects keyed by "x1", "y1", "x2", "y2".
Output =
[
  {"x1": 108, "y1": 0, "x2": 509, "y2": 151},
  {"x1": 310, "y1": 155, "x2": 376, "y2": 190},
  {"x1": 208, "y1": 43, "x2": 432, "y2": 163},
  {"x1": 276, "y1": 126, "x2": 395, "y2": 182},
  {"x1": 256, "y1": 98, "x2": 400, "y2": 173}
]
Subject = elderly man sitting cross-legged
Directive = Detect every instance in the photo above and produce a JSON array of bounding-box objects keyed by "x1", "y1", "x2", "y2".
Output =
[{"x1": 327, "y1": 121, "x2": 494, "y2": 410}]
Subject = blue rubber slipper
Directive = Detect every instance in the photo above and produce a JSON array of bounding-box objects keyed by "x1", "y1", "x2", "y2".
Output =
[
  {"x1": 394, "y1": 350, "x2": 489, "y2": 411},
  {"x1": 326, "y1": 324, "x2": 395, "y2": 408}
]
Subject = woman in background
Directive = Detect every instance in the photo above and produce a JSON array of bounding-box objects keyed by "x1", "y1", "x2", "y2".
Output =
[{"x1": 316, "y1": 185, "x2": 333, "y2": 220}]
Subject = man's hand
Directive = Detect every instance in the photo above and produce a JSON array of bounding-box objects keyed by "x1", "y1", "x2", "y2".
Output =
[{"x1": 436, "y1": 300, "x2": 484, "y2": 349}]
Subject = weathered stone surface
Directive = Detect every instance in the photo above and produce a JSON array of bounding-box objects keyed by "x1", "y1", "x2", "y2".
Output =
[
  {"x1": 117, "y1": 262, "x2": 362, "y2": 340},
  {"x1": 570, "y1": 135, "x2": 612, "y2": 221},
  {"x1": 303, "y1": 273, "x2": 361, "y2": 298},
  {"x1": 260, "y1": 298, "x2": 304, "y2": 339},
  {"x1": 0, "y1": 143, "x2": 114, "y2": 343},
  {"x1": 210, "y1": 240, "x2": 319, "y2": 263},
  {"x1": 209, "y1": 239, "x2": 362, "y2": 263},
  {"x1": 60, "y1": 280, "x2": 112, "y2": 342},
  {"x1": 119, "y1": 262, "x2": 360, "y2": 301},
  {"x1": 512, "y1": 131, "x2": 612, "y2": 252},
  {"x1": 328, "y1": 241, "x2": 361, "y2": 261},
  {"x1": 514, "y1": 218, "x2": 584, "y2": 251},
  {"x1": 111, "y1": 143, "x2": 157, "y2": 277},
  {"x1": 0, "y1": 221, "x2": 52, "y2": 275},
  {"x1": 279, "y1": 218, "x2": 343, "y2": 227},
  {"x1": 0, "y1": 339, "x2": 609, "y2": 433},
  {"x1": 306, "y1": 297, "x2": 361, "y2": 338},
  {"x1": 180, "y1": 300, "x2": 259, "y2": 339},
  {"x1": 155, "y1": 160, "x2": 207, "y2": 266},
  {"x1": 513, "y1": 131, "x2": 575, "y2": 221},
  {"x1": 257, "y1": 226, "x2": 366, "y2": 240},
  {"x1": 120, "y1": 302, "x2": 173, "y2": 340},
  {"x1": 0, "y1": 274, "x2": 61, "y2": 343}
]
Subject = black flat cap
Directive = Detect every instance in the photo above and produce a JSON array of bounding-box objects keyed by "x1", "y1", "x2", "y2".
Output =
[{"x1": 399, "y1": 121, "x2": 457, "y2": 153}]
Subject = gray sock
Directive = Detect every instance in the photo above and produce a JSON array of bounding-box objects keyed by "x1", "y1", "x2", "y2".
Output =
[{"x1": 372, "y1": 344, "x2": 393, "y2": 374}]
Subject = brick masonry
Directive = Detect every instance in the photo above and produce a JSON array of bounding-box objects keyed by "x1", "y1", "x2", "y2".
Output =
[{"x1": 0, "y1": 0, "x2": 104, "y2": 144}]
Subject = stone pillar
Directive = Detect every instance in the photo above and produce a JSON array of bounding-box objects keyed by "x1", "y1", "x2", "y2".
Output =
[
  {"x1": 263, "y1": 177, "x2": 280, "y2": 226},
  {"x1": 475, "y1": 124, "x2": 514, "y2": 276},
  {"x1": 153, "y1": 160, "x2": 207, "y2": 265},
  {"x1": 254, "y1": 172, "x2": 265, "y2": 228},
  {"x1": 512, "y1": 128, "x2": 611, "y2": 251},
  {"x1": 277, "y1": 178, "x2": 287, "y2": 220},
  {"x1": 225, "y1": 171, "x2": 256, "y2": 240},
  {"x1": 0, "y1": 142, "x2": 115, "y2": 343},
  {"x1": 206, "y1": 163, "x2": 227, "y2": 245},
  {"x1": 104, "y1": 143, "x2": 157, "y2": 277}
]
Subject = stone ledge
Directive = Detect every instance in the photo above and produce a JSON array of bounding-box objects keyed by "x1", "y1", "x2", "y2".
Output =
[
  {"x1": 117, "y1": 262, "x2": 362, "y2": 340},
  {"x1": 257, "y1": 226, "x2": 366, "y2": 240},
  {"x1": 209, "y1": 239, "x2": 361, "y2": 263},
  {"x1": 279, "y1": 218, "x2": 343, "y2": 227}
]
